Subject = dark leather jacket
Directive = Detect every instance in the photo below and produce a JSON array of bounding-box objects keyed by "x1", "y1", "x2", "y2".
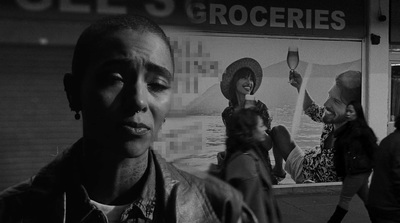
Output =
[
  {"x1": 368, "y1": 130, "x2": 400, "y2": 221},
  {"x1": 224, "y1": 148, "x2": 281, "y2": 223},
  {"x1": 333, "y1": 121, "x2": 378, "y2": 177},
  {"x1": 0, "y1": 140, "x2": 257, "y2": 223}
]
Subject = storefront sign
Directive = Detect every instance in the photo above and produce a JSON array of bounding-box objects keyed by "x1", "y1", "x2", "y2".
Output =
[{"x1": 0, "y1": 0, "x2": 366, "y2": 38}]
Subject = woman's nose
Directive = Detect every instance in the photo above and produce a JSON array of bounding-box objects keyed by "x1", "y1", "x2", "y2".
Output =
[{"x1": 124, "y1": 81, "x2": 148, "y2": 113}]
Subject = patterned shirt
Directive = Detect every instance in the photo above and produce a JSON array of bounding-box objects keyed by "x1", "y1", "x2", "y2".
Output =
[
  {"x1": 118, "y1": 151, "x2": 157, "y2": 223},
  {"x1": 302, "y1": 102, "x2": 339, "y2": 182}
]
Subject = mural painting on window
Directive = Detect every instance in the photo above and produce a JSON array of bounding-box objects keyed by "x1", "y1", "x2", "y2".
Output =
[{"x1": 152, "y1": 30, "x2": 362, "y2": 183}]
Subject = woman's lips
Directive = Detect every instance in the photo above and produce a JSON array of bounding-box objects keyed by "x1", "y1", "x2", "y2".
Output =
[
  {"x1": 243, "y1": 85, "x2": 252, "y2": 92},
  {"x1": 121, "y1": 122, "x2": 150, "y2": 136}
]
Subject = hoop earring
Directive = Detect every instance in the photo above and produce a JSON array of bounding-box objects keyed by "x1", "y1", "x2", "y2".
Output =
[{"x1": 74, "y1": 111, "x2": 81, "y2": 120}]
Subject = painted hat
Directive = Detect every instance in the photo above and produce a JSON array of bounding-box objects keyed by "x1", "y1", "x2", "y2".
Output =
[{"x1": 220, "y1": 57, "x2": 263, "y2": 101}]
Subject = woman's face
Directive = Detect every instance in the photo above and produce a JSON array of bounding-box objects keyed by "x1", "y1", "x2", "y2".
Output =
[
  {"x1": 79, "y1": 29, "x2": 173, "y2": 158},
  {"x1": 235, "y1": 74, "x2": 254, "y2": 96},
  {"x1": 253, "y1": 116, "x2": 267, "y2": 142},
  {"x1": 346, "y1": 104, "x2": 357, "y2": 121}
]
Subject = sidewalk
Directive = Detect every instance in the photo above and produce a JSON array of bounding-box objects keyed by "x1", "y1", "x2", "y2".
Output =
[
  {"x1": 273, "y1": 183, "x2": 371, "y2": 223},
  {"x1": 179, "y1": 162, "x2": 371, "y2": 223}
]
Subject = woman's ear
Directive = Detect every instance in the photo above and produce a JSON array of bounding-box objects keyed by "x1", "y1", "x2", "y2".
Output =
[{"x1": 63, "y1": 73, "x2": 82, "y2": 118}]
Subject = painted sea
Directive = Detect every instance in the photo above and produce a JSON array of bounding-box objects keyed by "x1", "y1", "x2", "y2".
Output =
[{"x1": 153, "y1": 105, "x2": 323, "y2": 176}]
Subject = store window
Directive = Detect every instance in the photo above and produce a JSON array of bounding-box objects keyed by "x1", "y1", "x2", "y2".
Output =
[
  {"x1": 389, "y1": 48, "x2": 400, "y2": 134},
  {"x1": 390, "y1": 60, "x2": 400, "y2": 121},
  {"x1": 152, "y1": 29, "x2": 363, "y2": 184},
  {"x1": 389, "y1": 0, "x2": 400, "y2": 130}
]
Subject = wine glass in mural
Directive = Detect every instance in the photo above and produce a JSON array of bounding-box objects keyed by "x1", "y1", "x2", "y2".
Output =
[
  {"x1": 287, "y1": 46, "x2": 299, "y2": 84},
  {"x1": 287, "y1": 46, "x2": 299, "y2": 70}
]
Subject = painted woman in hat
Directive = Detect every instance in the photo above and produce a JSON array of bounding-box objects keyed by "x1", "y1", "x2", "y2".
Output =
[
  {"x1": 219, "y1": 57, "x2": 285, "y2": 184},
  {"x1": 220, "y1": 58, "x2": 271, "y2": 131}
]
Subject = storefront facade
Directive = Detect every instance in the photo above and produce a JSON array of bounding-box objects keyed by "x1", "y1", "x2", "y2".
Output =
[{"x1": 0, "y1": 0, "x2": 393, "y2": 189}]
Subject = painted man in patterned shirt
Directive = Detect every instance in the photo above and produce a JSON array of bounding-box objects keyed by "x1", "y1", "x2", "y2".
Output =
[{"x1": 270, "y1": 70, "x2": 361, "y2": 183}]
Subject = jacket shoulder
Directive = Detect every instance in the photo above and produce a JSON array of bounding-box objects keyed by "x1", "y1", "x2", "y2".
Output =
[
  {"x1": 153, "y1": 152, "x2": 256, "y2": 222},
  {"x1": 162, "y1": 159, "x2": 244, "y2": 201},
  {"x1": 225, "y1": 152, "x2": 258, "y2": 180},
  {"x1": 380, "y1": 131, "x2": 400, "y2": 148},
  {"x1": 0, "y1": 178, "x2": 32, "y2": 197},
  {"x1": 0, "y1": 179, "x2": 33, "y2": 222},
  {"x1": 198, "y1": 173, "x2": 257, "y2": 223}
]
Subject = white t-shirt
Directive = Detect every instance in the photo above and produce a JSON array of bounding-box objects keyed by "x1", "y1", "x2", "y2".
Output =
[{"x1": 90, "y1": 199, "x2": 130, "y2": 223}]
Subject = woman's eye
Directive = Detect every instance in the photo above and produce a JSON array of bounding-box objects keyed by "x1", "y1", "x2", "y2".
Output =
[
  {"x1": 148, "y1": 81, "x2": 170, "y2": 92},
  {"x1": 110, "y1": 73, "x2": 123, "y2": 81},
  {"x1": 100, "y1": 73, "x2": 124, "y2": 85}
]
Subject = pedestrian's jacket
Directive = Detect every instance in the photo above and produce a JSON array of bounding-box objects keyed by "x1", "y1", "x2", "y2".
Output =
[
  {"x1": 0, "y1": 139, "x2": 257, "y2": 223},
  {"x1": 222, "y1": 100, "x2": 272, "y2": 132},
  {"x1": 224, "y1": 148, "x2": 281, "y2": 223},
  {"x1": 333, "y1": 121, "x2": 378, "y2": 177},
  {"x1": 222, "y1": 101, "x2": 276, "y2": 185},
  {"x1": 368, "y1": 130, "x2": 400, "y2": 221}
]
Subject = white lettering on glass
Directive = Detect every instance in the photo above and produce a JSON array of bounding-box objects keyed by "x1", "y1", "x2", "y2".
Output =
[
  {"x1": 331, "y1": 10, "x2": 345, "y2": 30},
  {"x1": 146, "y1": 0, "x2": 174, "y2": 17},
  {"x1": 306, "y1": 9, "x2": 312, "y2": 29},
  {"x1": 250, "y1": 6, "x2": 267, "y2": 27},
  {"x1": 97, "y1": 0, "x2": 126, "y2": 14},
  {"x1": 270, "y1": 7, "x2": 285, "y2": 28},
  {"x1": 210, "y1": 4, "x2": 227, "y2": 25},
  {"x1": 186, "y1": 2, "x2": 206, "y2": 24},
  {"x1": 60, "y1": 0, "x2": 90, "y2": 13},
  {"x1": 229, "y1": 5, "x2": 247, "y2": 26},
  {"x1": 287, "y1": 8, "x2": 304, "y2": 28},
  {"x1": 315, "y1": 9, "x2": 329, "y2": 29},
  {"x1": 16, "y1": 0, "x2": 51, "y2": 11}
]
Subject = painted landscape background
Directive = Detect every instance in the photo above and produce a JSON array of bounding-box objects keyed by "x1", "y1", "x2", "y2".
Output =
[{"x1": 153, "y1": 30, "x2": 362, "y2": 177}]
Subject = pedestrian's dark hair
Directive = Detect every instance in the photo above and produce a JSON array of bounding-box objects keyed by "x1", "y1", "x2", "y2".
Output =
[
  {"x1": 71, "y1": 14, "x2": 174, "y2": 80},
  {"x1": 229, "y1": 68, "x2": 256, "y2": 106},
  {"x1": 347, "y1": 100, "x2": 378, "y2": 145},
  {"x1": 347, "y1": 100, "x2": 368, "y2": 127},
  {"x1": 336, "y1": 70, "x2": 361, "y2": 105},
  {"x1": 222, "y1": 108, "x2": 271, "y2": 179}
]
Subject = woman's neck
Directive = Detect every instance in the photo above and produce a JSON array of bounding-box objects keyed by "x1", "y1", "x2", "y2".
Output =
[
  {"x1": 80, "y1": 142, "x2": 149, "y2": 205},
  {"x1": 236, "y1": 92, "x2": 246, "y2": 108}
]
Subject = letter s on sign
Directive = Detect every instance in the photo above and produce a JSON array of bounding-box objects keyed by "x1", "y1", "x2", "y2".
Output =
[
  {"x1": 331, "y1": 11, "x2": 345, "y2": 30},
  {"x1": 145, "y1": 0, "x2": 174, "y2": 17}
]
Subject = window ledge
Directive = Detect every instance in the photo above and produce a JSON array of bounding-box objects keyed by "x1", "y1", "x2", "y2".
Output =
[{"x1": 273, "y1": 182, "x2": 342, "y2": 196}]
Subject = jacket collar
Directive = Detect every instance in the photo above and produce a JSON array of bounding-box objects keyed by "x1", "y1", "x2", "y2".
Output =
[{"x1": 29, "y1": 139, "x2": 160, "y2": 222}]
